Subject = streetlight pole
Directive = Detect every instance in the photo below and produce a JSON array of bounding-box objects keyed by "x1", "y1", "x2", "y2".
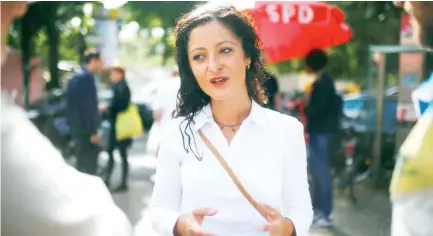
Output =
[{"x1": 94, "y1": 1, "x2": 127, "y2": 66}]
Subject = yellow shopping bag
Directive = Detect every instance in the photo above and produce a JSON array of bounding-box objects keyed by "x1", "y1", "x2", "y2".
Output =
[{"x1": 116, "y1": 104, "x2": 144, "y2": 141}]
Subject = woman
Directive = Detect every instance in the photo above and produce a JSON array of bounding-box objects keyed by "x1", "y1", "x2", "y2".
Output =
[
  {"x1": 104, "y1": 66, "x2": 132, "y2": 192},
  {"x1": 149, "y1": 4, "x2": 313, "y2": 236}
]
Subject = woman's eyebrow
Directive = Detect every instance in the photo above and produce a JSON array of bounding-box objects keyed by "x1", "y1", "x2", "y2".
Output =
[{"x1": 189, "y1": 40, "x2": 238, "y2": 54}]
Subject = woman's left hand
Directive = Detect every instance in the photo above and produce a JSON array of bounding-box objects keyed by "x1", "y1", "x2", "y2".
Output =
[{"x1": 258, "y1": 204, "x2": 294, "y2": 236}]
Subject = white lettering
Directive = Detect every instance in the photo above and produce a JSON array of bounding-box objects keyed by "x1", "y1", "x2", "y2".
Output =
[
  {"x1": 298, "y1": 5, "x2": 314, "y2": 24},
  {"x1": 266, "y1": 4, "x2": 280, "y2": 23},
  {"x1": 282, "y1": 4, "x2": 296, "y2": 24},
  {"x1": 265, "y1": 4, "x2": 315, "y2": 24}
]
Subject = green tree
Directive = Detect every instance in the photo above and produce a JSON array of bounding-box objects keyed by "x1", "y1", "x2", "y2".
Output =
[
  {"x1": 9, "y1": 1, "x2": 99, "y2": 106},
  {"x1": 125, "y1": 1, "x2": 203, "y2": 65},
  {"x1": 330, "y1": 1, "x2": 402, "y2": 85},
  {"x1": 123, "y1": 1, "x2": 403, "y2": 84}
]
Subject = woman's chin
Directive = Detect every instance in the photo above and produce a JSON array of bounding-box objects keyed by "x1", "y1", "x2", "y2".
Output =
[{"x1": 208, "y1": 91, "x2": 237, "y2": 102}]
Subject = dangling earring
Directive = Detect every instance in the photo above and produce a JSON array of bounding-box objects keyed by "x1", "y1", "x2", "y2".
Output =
[{"x1": 247, "y1": 64, "x2": 250, "y2": 70}]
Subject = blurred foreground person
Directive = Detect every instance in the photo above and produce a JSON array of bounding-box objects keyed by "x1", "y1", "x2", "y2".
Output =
[
  {"x1": 1, "y1": 2, "x2": 132, "y2": 236},
  {"x1": 148, "y1": 4, "x2": 312, "y2": 236},
  {"x1": 104, "y1": 66, "x2": 132, "y2": 192},
  {"x1": 391, "y1": 2, "x2": 433, "y2": 236},
  {"x1": 66, "y1": 49, "x2": 104, "y2": 175}
]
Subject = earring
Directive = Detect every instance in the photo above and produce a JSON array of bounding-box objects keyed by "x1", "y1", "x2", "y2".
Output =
[{"x1": 247, "y1": 64, "x2": 250, "y2": 70}]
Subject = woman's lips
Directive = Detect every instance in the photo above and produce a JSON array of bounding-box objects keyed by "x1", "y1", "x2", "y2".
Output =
[{"x1": 209, "y1": 76, "x2": 229, "y2": 87}]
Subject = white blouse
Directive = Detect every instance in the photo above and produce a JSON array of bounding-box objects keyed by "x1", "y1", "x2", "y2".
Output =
[{"x1": 148, "y1": 101, "x2": 313, "y2": 236}]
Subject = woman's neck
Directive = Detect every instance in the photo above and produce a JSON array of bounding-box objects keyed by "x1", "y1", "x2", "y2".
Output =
[{"x1": 210, "y1": 91, "x2": 252, "y2": 126}]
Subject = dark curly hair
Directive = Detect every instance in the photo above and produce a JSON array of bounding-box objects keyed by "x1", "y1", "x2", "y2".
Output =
[{"x1": 172, "y1": 3, "x2": 267, "y2": 160}]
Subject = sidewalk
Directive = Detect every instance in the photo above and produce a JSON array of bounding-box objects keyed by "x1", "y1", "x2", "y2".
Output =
[
  {"x1": 309, "y1": 184, "x2": 391, "y2": 236},
  {"x1": 106, "y1": 137, "x2": 391, "y2": 236}
]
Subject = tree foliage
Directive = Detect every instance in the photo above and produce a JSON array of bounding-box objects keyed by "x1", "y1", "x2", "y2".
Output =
[
  {"x1": 125, "y1": 1, "x2": 203, "y2": 65},
  {"x1": 11, "y1": 0, "x2": 406, "y2": 101},
  {"x1": 126, "y1": 1, "x2": 201, "y2": 28},
  {"x1": 125, "y1": 1, "x2": 404, "y2": 86},
  {"x1": 9, "y1": 1, "x2": 98, "y2": 99}
]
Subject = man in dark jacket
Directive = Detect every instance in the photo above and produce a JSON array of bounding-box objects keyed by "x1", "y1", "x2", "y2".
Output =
[
  {"x1": 66, "y1": 49, "x2": 104, "y2": 175},
  {"x1": 304, "y1": 49, "x2": 340, "y2": 228}
]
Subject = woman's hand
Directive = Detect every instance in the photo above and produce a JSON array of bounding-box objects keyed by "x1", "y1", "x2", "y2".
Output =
[
  {"x1": 258, "y1": 204, "x2": 294, "y2": 236},
  {"x1": 174, "y1": 208, "x2": 218, "y2": 236}
]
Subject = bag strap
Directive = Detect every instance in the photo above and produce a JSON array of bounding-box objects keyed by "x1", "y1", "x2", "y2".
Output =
[{"x1": 195, "y1": 126, "x2": 268, "y2": 220}]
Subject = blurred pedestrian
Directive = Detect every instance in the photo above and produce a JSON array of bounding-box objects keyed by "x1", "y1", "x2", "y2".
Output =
[
  {"x1": 152, "y1": 68, "x2": 181, "y2": 127},
  {"x1": 264, "y1": 71, "x2": 281, "y2": 111},
  {"x1": 148, "y1": 4, "x2": 312, "y2": 236},
  {"x1": 304, "y1": 48, "x2": 341, "y2": 228},
  {"x1": 146, "y1": 68, "x2": 181, "y2": 155},
  {"x1": 66, "y1": 49, "x2": 104, "y2": 175},
  {"x1": 1, "y1": 2, "x2": 132, "y2": 236},
  {"x1": 103, "y1": 66, "x2": 132, "y2": 192}
]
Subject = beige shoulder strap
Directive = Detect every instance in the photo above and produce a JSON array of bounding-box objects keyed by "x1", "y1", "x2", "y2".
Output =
[{"x1": 195, "y1": 127, "x2": 267, "y2": 220}]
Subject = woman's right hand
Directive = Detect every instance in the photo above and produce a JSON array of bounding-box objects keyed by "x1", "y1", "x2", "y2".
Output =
[{"x1": 174, "y1": 208, "x2": 218, "y2": 236}]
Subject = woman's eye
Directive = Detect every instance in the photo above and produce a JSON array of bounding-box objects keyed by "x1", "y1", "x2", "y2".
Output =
[
  {"x1": 193, "y1": 54, "x2": 204, "y2": 61},
  {"x1": 220, "y1": 48, "x2": 232, "y2": 54}
]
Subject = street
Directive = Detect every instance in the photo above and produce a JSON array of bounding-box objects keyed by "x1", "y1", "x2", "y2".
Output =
[
  {"x1": 104, "y1": 135, "x2": 391, "y2": 236},
  {"x1": 3, "y1": 1, "x2": 430, "y2": 235}
]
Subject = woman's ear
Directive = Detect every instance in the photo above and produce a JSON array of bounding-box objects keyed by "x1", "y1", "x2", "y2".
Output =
[{"x1": 245, "y1": 58, "x2": 252, "y2": 69}]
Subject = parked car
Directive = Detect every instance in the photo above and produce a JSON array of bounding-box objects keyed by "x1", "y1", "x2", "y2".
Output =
[
  {"x1": 26, "y1": 89, "x2": 73, "y2": 160},
  {"x1": 342, "y1": 91, "x2": 398, "y2": 134},
  {"x1": 340, "y1": 91, "x2": 398, "y2": 173}
]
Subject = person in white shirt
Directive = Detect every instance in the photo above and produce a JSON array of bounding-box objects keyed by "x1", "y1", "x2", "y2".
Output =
[
  {"x1": 148, "y1": 4, "x2": 313, "y2": 236},
  {"x1": 153, "y1": 69, "x2": 181, "y2": 129},
  {"x1": 1, "y1": 2, "x2": 132, "y2": 235},
  {"x1": 146, "y1": 70, "x2": 181, "y2": 155}
]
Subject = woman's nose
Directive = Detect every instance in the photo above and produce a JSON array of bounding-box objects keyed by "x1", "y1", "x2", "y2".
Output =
[{"x1": 207, "y1": 54, "x2": 222, "y2": 73}]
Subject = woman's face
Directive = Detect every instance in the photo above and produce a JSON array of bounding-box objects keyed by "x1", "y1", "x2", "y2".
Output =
[
  {"x1": 109, "y1": 70, "x2": 122, "y2": 82},
  {"x1": 187, "y1": 20, "x2": 251, "y2": 101}
]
